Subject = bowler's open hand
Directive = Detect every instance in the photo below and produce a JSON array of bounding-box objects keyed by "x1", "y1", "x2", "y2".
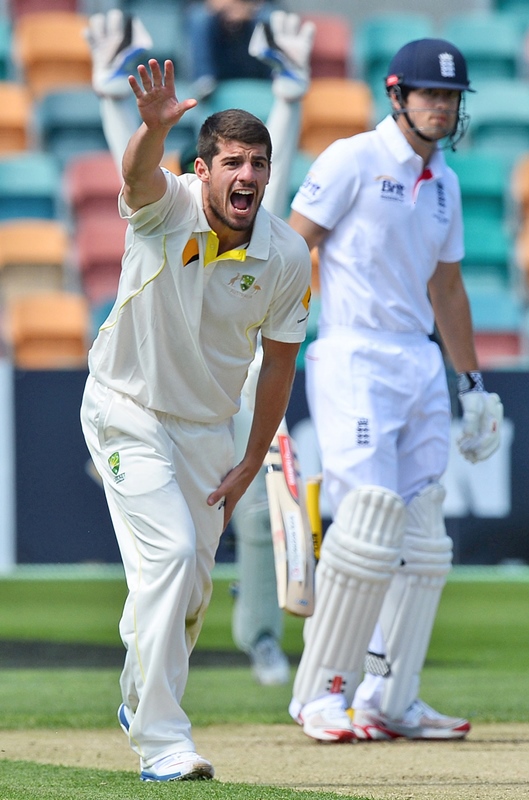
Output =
[{"x1": 129, "y1": 59, "x2": 197, "y2": 130}]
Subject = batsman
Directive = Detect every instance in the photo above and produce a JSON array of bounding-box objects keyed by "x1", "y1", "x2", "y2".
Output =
[{"x1": 287, "y1": 38, "x2": 504, "y2": 742}]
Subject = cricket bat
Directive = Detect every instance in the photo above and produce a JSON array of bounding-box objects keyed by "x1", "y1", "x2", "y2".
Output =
[
  {"x1": 306, "y1": 473, "x2": 323, "y2": 562},
  {"x1": 264, "y1": 418, "x2": 315, "y2": 617}
]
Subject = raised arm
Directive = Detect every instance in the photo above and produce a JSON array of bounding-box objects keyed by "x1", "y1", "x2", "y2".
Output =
[
  {"x1": 249, "y1": 10, "x2": 315, "y2": 218},
  {"x1": 123, "y1": 59, "x2": 197, "y2": 210}
]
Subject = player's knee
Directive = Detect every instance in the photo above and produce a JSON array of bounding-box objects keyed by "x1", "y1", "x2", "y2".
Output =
[{"x1": 321, "y1": 486, "x2": 406, "y2": 580}]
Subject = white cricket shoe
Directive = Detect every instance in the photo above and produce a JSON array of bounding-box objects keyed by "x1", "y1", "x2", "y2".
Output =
[
  {"x1": 294, "y1": 694, "x2": 357, "y2": 743},
  {"x1": 140, "y1": 752, "x2": 214, "y2": 782},
  {"x1": 353, "y1": 699, "x2": 471, "y2": 740},
  {"x1": 249, "y1": 634, "x2": 290, "y2": 686}
]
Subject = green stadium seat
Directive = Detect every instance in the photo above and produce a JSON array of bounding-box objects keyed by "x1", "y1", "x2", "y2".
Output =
[
  {"x1": 464, "y1": 79, "x2": 529, "y2": 164},
  {"x1": 35, "y1": 87, "x2": 108, "y2": 169},
  {"x1": 441, "y1": 12, "x2": 525, "y2": 80},
  {"x1": 354, "y1": 14, "x2": 435, "y2": 104},
  {"x1": 0, "y1": 152, "x2": 61, "y2": 219},
  {"x1": 205, "y1": 78, "x2": 274, "y2": 123}
]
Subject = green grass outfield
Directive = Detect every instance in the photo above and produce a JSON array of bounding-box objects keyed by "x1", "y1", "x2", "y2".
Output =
[{"x1": 0, "y1": 565, "x2": 528, "y2": 799}]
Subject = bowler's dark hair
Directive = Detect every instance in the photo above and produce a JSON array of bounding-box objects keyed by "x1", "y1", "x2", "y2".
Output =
[{"x1": 197, "y1": 108, "x2": 272, "y2": 168}]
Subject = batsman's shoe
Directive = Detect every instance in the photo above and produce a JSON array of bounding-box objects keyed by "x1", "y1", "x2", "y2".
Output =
[
  {"x1": 117, "y1": 703, "x2": 133, "y2": 735},
  {"x1": 296, "y1": 695, "x2": 357, "y2": 743},
  {"x1": 140, "y1": 752, "x2": 214, "y2": 782},
  {"x1": 353, "y1": 699, "x2": 471, "y2": 741},
  {"x1": 249, "y1": 633, "x2": 290, "y2": 686}
]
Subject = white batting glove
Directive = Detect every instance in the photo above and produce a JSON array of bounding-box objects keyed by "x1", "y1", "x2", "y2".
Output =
[
  {"x1": 457, "y1": 375, "x2": 503, "y2": 463},
  {"x1": 86, "y1": 9, "x2": 153, "y2": 98},
  {"x1": 248, "y1": 10, "x2": 316, "y2": 101}
]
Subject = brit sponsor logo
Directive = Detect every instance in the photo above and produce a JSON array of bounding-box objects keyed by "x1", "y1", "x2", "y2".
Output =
[
  {"x1": 376, "y1": 175, "x2": 405, "y2": 201},
  {"x1": 299, "y1": 171, "x2": 321, "y2": 199}
]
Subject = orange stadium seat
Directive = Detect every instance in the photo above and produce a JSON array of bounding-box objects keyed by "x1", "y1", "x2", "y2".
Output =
[
  {"x1": 0, "y1": 218, "x2": 69, "y2": 303},
  {"x1": 300, "y1": 77, "x2": 374, "y2": 157},
  {"x1": 0, "y1": 81, "x2": 32, "y2": 153},
  {"x1": 12, "y1": 11, "x2": 92, "y2": 98},
  {"x1": 5, "y1": 290, "x2": 90, "y2": 368}
]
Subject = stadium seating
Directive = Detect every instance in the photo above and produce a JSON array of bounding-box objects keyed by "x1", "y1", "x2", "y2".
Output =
[
  {"x1": 12, "y1": 11, "x2": 92, "y2": 98},
  {"x1": 441, "y1": 11, "x2": 524, "y2": 81},
  {"x1": 0, "y1": 152, "x2": 61, "y2": 219},
  {"x1": 206, "y1": 78, "x2": 275, "y2": 124},
  {"x1": 301, "y1": 13, "x2": 351, "y2": 78},
  {"x1": 5, "y1": 290, "x2": 90, "y2": 369},
  {"x1": 299, "y1": 77, "x2": 374, "y2": 157},
  {"x1": 63, "y1": 150, "x2": 121, "y2": 224},
  {"x1": 0, "y1": 15, "x2": 12, "y2": 80},
  {"x1": 73, "y1": 213, "x2": 127, "y2": 306},
  {"x1": 464, "y1": 79, "x2": 529, "y2": 164},
  {"x1": 0, "y1": 219, "x2": 69, "y2": 304},
  {"x1": 354, "y1": 13, "x2": 435, "y2": 104},
  {"x1": 0, "y1": 81, "x2": 32, "y2": 154},
  {"x1": 9, "y1": 0, "x2": 78, "y2": 21},
  {"x1": 35, "y1": 87, "x2": 108, "y2": 169},
  {"x1": 123, "y1": 0, "x2": 187, "y2": 78}
]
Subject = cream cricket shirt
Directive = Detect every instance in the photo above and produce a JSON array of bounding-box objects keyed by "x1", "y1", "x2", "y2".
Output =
[
  {"x1": 292, "y1": 115, "x2": 464, "y2": 336},
  {"x1": 88, "y1": 172, "x2": 311, "y2": 423}
]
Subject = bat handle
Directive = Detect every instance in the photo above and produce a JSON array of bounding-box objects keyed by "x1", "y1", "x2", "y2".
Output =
[{"x1": 306, "y1": 474, "x2": 323, "y2": 561}]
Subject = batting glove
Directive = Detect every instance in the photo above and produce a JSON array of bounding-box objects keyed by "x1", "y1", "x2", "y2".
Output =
[
  {"x1": 86, "y1": 9, "x2": 152, "y2": 99},
  {"x1": 248, "y1": 10, "x2": 315, "y2": 101},
  {"x1": 457, "y1": 371, "x2": 503, "y2": 463}
]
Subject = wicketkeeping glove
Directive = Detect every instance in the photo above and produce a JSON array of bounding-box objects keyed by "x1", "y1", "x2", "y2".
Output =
[
  {"x1": 457, "y1": 372, "x2": 503, "y2": 464},
  {"x1": 248, "y1": 10, "x2": 316, "y2": 101},
  {"x1": 86, "y1": 9, "x2": 152, "y2": 99}
]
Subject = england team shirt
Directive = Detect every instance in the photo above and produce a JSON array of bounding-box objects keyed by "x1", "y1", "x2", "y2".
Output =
[
  {"x1": 88, "y1": 172, "x2": 311, "y2": 422},
  {"x1": 291, "y1": 114, "x2": 464, "y2": 336}
]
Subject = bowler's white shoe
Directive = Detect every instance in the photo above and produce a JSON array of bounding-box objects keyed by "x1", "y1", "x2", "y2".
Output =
[
  {"x1": 354, "y1": 699, "x2": 471, "y2": 740},
  {"x1": 140, "y1": 752, "x2": 214, "y2": 782},
  {"x1": 292, "y1": 694, "x2": 356, "y2": 743}
]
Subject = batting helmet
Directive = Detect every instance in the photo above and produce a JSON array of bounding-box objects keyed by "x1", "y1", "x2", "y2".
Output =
[{"x1": 385, "y1": 38, "x2": 474, "y2": 94}]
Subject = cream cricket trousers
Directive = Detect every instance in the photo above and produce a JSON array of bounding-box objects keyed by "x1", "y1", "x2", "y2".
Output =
[{"x1": 81, "y1": 376, "x2": 233, "y2": 766}]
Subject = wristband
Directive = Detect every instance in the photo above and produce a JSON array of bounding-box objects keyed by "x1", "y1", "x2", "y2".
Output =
[{"x1": 457, "y1": 371, "x2": 484, "y2": 394}]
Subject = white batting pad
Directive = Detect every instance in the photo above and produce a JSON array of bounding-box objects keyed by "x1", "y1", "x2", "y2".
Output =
[
  {"x1": 292, "y1": 486, "x2": 406, "y2": 707},
  {"x1": 378, "y1": 482, "x2": 453, "y2": 719}
]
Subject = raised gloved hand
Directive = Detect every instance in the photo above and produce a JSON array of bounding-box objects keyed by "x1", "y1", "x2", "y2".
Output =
[
  {"x1": 249, "y1": 10, "x2": 316, "y2": 101},
  {"x1": 457, "y1": 372, "x2": 503, "y2": 463},
  {"x1": 86, "y1": 9, "x2": 152, "y2": 98}
]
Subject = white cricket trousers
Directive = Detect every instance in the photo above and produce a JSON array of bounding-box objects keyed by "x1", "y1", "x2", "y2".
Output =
[
  {"x1": 80, "y1": 376, "x2": 233, "y2": 766},
  {"x1": 305, "y1": 327, "x2": 451, "y2": 511}
]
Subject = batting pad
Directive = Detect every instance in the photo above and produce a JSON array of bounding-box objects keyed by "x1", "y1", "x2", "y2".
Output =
[
  {"x1": 292, "y1": 486, "x2": 406, "y2": 707},
  {"x1": 378, "y1": 482, "x2": 452, "y2": 719}
]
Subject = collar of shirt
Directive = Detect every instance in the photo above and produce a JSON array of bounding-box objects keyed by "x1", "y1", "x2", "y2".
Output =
[
  {"x1": 188, "y1": 175, "x2": 272, "y2": 263},
  {"x1": 377, "y1": 115, "x2": 445, "y2": 180}
]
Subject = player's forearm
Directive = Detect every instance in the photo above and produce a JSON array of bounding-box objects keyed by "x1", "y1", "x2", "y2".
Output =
[
  {"x1": 243, "y1": 351, "x2": 297, "y2": 472},
  {"x1": 431, "y1": 282, "x2": 479, "y2": 373},
  {"x1": 122, "y1": 122, "x2": 168, "y2": 210}
]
